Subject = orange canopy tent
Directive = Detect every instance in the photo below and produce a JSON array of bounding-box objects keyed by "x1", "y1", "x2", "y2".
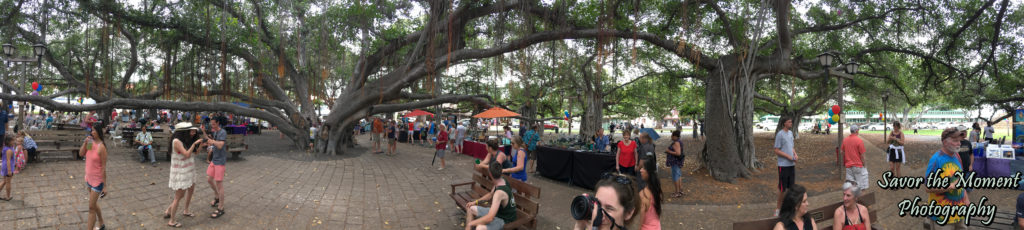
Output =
[
  {"x1": 402, "y1": 109, "x2": 434, "y2": 118},
  {"x1": 472, "y1": 107, "x2": 521, "y2": 119}
]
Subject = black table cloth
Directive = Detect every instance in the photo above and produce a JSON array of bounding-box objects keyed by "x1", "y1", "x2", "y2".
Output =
[
  {"x1": 537, "y1": 146, "x2": 574, "y2": 182},
  {"x1": 536, "y1": 146, "x2": 616, "y2": 190},
  {"x1": 571, "y1": 151, "x2": 616, "y2": 190}
]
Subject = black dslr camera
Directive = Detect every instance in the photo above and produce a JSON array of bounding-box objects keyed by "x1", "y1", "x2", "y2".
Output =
[{"x1": 571, "y1": 193, "x2": 627, "y2": 230}]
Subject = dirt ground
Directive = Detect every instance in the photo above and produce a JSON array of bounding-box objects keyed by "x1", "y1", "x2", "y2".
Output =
[{"x1": 604, "y1": 131, "x2": 946, "y2": 206}]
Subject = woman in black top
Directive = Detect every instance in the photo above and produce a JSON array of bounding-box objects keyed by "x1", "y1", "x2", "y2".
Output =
[{"x1": 774, "y1": 184, "x2": 817, "y2": 230}]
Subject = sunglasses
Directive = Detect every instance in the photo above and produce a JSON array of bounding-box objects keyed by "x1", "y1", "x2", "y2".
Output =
[{"x1": 601, "y1": 172, "x2": 633, "y2": 186}]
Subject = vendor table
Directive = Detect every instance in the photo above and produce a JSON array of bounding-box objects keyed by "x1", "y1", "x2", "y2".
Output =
[
  {"x1": 536, "y1": 146, "x2": 615, "y2": 190},
  {"x1": 224, "y1": 125, "x2": 247, "y2": 135},
  {"x1": 462, "y1": 140, "x2": 488, "y2": 159}
]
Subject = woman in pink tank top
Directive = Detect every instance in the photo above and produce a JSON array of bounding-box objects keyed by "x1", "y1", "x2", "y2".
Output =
[
  {"x1": 635, "y1": 154, "x2": 663, "y2": 229},
  {"x1": 79, "y1": 123, "x2": 108, "y2": 230}
]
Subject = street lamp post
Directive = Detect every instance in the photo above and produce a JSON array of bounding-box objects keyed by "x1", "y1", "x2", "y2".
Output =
[
  {"x1": 2, "y1": 42, "x2": 47, "y2": 132},
  {"x1": 817, "y1": 52, "x2": 838, "y2": 169},
  {"x1": 842, "y1": 61, "x2": 859, "y2": 165},
  {"x1": 883, "y1": 90, "x2": 890, "y2": 145}
]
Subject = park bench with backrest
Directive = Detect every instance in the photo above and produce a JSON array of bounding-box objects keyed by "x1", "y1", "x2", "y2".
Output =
[
  {"x1": 225, "y1": 134, "x2": 248, "y2": 159},
  {"x1": 450, "y1": 167, "x2": 541, "y2": 230},
  {"x1": 733, "y1": 192, "x2": 881, "y2": 230},
  {"x1": 30, "y1": 130, "x2": 89, "y2": 161}
]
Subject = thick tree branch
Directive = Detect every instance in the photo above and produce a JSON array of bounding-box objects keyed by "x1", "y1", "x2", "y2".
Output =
[
  {"x1": 706, "y1": 1, "x2": 742, "y2": 49},
  {"x1": 754, "y1": 92, "x2": 786, "y2": 108},
  {"x1": 369, "y1": 94, "x2": 494, "y2": 115},
  {"x1": 941, "y1": 0, "x2": 997, "y2": 57}
]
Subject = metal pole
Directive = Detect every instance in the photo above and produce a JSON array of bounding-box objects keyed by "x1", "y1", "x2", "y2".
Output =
[{"x1": 837, "y1": 71, "x2": 845, "y2": 174}]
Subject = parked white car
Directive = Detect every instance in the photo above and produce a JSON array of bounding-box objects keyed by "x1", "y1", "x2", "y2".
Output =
[{"x1": 865, "y1": 123, "x2": 890, "y2": 131}]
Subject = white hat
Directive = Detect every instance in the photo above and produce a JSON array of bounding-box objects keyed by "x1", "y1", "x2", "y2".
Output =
[
  {"x1": 174, "y1": 122, "x2": 196, "y2": 132},
  {"x1": 956, "y1": 125, "x2": 968, "y2": 132},
  {"x1": 849, "y1": 125, "x2": 859, "y2": 133}
]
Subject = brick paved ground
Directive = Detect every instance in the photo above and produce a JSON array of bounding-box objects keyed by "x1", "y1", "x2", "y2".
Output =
[{"x1": 0, "y1": 131, "x2": 1016, "y2": 230}]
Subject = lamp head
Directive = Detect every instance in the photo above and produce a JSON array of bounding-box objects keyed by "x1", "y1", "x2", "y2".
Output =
[
  {"x1": 2, "y1": 44, "x2": 13, "y2": 57},
  {"x1": 844, "y1": 61, "x2": 859, "y2": 74},
  {"x1": 32, "y1": 44, "x2": 46, "y2": 57},
  {"x1": 817, "y1": 52, "x2": 834, "y2": 67}
]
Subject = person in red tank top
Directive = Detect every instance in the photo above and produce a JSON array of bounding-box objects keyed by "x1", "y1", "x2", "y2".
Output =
[
  {"x1": 833, "y1": 181, "x2": 870, "y2": 230},
  {"x1": 616, "y1": 131, "x2": 638, "y2": 176}
]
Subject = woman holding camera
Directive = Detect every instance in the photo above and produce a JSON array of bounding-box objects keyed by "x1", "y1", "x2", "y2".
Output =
[
  {"x1": 573, "y1": 173, "x2": 640, "y2": 230},
  {"x1": 774, "y1": 184, "x2": 817, "y2": 230}
]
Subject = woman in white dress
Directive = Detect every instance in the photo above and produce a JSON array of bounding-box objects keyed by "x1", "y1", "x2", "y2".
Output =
[{"x1": 164, "y1": 123, "x2": 204, "y2": 228}]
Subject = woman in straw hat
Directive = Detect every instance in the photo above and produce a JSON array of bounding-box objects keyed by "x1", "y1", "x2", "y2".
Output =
[{"x1": 164, "y1": 122, "x2": 204, "y2": 228}]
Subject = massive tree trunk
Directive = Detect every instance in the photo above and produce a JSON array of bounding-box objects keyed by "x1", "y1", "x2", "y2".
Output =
[
  {"x1": 700, "y1": 65, "x2": 752, "y2": 182},
  {"x1": 580, "y1": 91, "x2": 603, "y2": 139}
]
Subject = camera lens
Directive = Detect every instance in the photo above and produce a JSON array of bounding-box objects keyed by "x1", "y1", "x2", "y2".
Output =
[{"x1": 570, "y1": 194, "x2": 595, "y2": 220}]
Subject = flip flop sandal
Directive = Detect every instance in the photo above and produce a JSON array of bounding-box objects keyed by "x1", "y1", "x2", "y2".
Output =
[
  {"x1": 163, "y1": 213, "x2": 170, "y2": 219},
  {"x1": 210, "y1": 209, "x2": 225, "y2": 218},
  {"x1": 182, "y1": 212, "x2": 195, "y2": 217},
  {"x1": 210, "y1": 199, "x2": 219, "y2": 207},
  {"x1": 167, "y1": 222, "x2": 182, "y2": 228}
]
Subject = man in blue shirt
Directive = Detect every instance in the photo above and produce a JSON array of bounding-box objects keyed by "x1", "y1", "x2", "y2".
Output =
[
  {"x1": 0, "y1": 103, "x2": 11, "y2": 137},
  {"x1": 592, "y1": 129, "x2": 609, "y2": 151},
  {"x1": 524, "y1": 124, "x2": 541, "y2": 173}
]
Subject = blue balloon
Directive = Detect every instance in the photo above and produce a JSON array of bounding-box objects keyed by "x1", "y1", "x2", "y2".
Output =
[{"x1": 827, "y1": 109, "x2": 834, "y2": 116}]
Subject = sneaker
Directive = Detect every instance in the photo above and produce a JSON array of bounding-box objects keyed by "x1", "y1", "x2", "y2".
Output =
[{"x1": 437, "y1": 167, "x2": 445, "y2": 171}]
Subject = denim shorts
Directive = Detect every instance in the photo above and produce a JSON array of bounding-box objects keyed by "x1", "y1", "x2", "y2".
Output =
[
  {"x1": 473, "y1": 206, "x2": 506, "y2": 229},
  {"x1": 671, "y1": 165, "x2": 683, "y2": 181},
  {"x1": 86, "y1": 182, "x2": 104, "y2": 193}
]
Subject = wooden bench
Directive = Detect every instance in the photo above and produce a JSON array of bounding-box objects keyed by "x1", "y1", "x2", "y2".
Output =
[
  {"x1": 734, "y1": 192, "x2": 881, "y2": 230},
  {"x1": 450, "y1": 168, "x2": 541, "y2": 230},
  {"x1": 29, "y1": 130, "x2": 90, "y2": 161},
  {"x1": 225, "y1": 134, "x2": 248, "y2": 159},
  {"x1": 922, "y1": 211, "x2": 1017, "y2": 229}
]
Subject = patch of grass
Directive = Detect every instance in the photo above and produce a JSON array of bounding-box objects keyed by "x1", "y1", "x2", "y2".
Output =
[{"x1": 859, "y1": 129, "x2": 1011, "y2": 141}]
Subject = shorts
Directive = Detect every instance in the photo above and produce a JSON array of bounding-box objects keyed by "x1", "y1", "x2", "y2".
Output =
[
  {"x1": 455, "y1": 137, "x2": 465, "y2": 147},
  {"x1": 206, "y1": 163, "x2": 226, "y2": 181},
  {"x1": 671, "y1": 165, "x2": 683, "y2": 181},
  {"x1": 427, "y1": 134, "x2": 436, "y2": 141},
  {"x1": 888, "y1": 146, "x2": 905, "y2": 163},
  {"x1": 845, "y1": 167, "x2": 869, "y2": 190},
  {"x1": 473, "y1": 206, "x2": 506, "y2": 229},
  {"x1": 528, "y1": 150, "x2": 536, "y2": 160},
  {"x1": 388, "y1": 138, "x2": 396, "y2": 145},
  {"x1": 86, "y1": 182, "x2": 104, "y2": 193},
  {"x1": 619, "y1": 166, "x2": 636, "y2": 176},
  {"x1": 778, "y1": 166, "x2": 795, "y2": 192},
  {"x1": 436, "y1": 149, "x2": 446, "y2": 158}
]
